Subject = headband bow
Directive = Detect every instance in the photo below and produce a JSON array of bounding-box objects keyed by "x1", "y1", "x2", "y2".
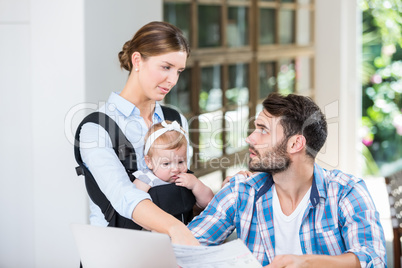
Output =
[
  {"x1": 144, "y1": 120, "x2": 188, "y2": 155},
  {"x1": 161, "y1": 120, "x2": 181, "y2": 131}
]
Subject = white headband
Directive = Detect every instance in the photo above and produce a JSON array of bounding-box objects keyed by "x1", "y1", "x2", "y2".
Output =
[{"x1": 144, "y1": 120, "x2": 188, "y2": 155}]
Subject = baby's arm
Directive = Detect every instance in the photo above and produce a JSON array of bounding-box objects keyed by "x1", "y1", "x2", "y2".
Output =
[
  {"x1": 133, "y1": 179, "x2": 151, "y2": 193},
  {"x1": 175, "y1": 173, "x2": 214, "y2": 208}
]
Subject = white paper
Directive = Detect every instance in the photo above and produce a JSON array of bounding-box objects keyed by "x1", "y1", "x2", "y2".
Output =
[{"x1": 173, "y1": 239, "x2": 262, "y2": 268}]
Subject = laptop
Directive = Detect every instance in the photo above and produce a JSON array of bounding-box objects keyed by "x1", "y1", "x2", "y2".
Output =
[{"x1": 71, "y1": 223, "x2": 177, "y2": 268}]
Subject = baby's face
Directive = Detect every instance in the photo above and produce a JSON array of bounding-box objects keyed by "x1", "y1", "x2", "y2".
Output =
[{"x1": 148, "y1": 146, "x2": 188, "y2": 183}]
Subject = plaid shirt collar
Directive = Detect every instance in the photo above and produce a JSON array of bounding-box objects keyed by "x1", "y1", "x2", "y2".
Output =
[{"x1": 243, "y1": 162, "x2": 325, "y2": 207}]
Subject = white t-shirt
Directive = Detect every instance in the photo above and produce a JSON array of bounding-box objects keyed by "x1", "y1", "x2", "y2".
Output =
[{"x1": 272, "y1": 185, "x2": 311, "y2": 255}]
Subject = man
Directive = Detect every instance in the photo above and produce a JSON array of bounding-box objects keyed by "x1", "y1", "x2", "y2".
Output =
[{"x1": 188, "y1": 93, "x2": 386, "y2": 267}]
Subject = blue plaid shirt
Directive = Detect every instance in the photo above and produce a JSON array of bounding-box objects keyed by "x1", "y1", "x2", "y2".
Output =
[{"x1": 188, "y1": 163, "x2": 387, "y2": 267}]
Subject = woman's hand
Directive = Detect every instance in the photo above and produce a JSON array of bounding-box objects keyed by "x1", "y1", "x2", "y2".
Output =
[
  {"x1": 132, "y1": 199, "x2": 200, "y2": 246},
  {"x1": 221, "y1": 170, "x2": 254, "y2": 188},
  {"x1": 168, "y1": 222, "x2": 200, "y2": 246}
]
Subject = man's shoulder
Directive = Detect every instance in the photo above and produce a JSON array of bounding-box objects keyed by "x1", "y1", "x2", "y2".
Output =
[
  {"x1": 226, "y1": 172, "x2": 269, "y2": 191},
  {"x1": 324, "y1": 169, "x2": 361, "y2": 184},
  {"x1": 312, "y1": 165, "x2": 368, "y2": 205},
  {"x1": 319, "y1": 168, "x2": 363, "y2": 195},
  {"x1": 213, "y1": 172, "x2": 269, "y2": 205}
]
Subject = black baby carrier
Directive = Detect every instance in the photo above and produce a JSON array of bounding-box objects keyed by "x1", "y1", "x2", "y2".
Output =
[{"x1": 74, "y1": 106, "x2": 196, "y2": 230}]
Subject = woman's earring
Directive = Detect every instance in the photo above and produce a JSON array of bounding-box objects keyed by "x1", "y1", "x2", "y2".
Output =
[{"x1": 135, "y1": 68, "x2": 138, "y2": 72}]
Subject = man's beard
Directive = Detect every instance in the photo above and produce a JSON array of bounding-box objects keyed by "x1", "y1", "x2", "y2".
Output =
[{"x1": 248, "y1": 137, "x2": 291, "y2": 175}]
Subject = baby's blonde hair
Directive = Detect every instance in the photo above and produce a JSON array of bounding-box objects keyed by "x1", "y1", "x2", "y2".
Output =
[{"x1": 144, "y1": 120, "x2": 188, "y2": 157}]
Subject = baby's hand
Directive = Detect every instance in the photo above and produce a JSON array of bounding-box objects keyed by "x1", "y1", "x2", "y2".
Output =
[{"x1": 175, "y1": 173, "x2": 198, "y2": 190}]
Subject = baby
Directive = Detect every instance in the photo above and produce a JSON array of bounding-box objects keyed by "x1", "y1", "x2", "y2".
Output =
[{"x1": 133, "y1": 120, "x2": 213, "y2": 209}]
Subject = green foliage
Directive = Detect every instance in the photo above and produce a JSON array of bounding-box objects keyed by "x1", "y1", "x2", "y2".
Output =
[
  {"x1": 362, "y1": 62, "x2": 402, "y2": 167},
  {"x1": 360, "y1": 0, "x2": 402, "y2": 46},
  {"x1": 361, "y1": 144, "x2": 380, "y2": 176},
  {"x1": 361, "y1": 0, "x2": 402, "y2": 175}
]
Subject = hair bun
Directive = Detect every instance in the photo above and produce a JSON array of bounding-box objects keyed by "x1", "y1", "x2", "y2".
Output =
[{"x1": 118, "y1": 41, "x2": 132, "y2": 72}]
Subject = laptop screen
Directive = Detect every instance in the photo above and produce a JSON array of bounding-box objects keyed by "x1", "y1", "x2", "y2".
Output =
[{"x1": 71, "y1": 224, "x2": 177, "y2": 268}]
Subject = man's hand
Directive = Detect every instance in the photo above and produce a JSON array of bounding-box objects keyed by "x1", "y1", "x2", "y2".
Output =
[
  {"x1": 264, "y1": 253, "x2": 360, "y2": 268},
  {"x1": 264, "y1": 255, "x2": 306, "y2": 268}
]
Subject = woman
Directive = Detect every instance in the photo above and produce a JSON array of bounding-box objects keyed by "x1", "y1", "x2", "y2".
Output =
[{"x1": 79, "y1": 21, "x2": 198, "y2": 245}]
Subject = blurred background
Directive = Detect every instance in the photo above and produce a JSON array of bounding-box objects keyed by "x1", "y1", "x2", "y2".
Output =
[{"x1": 1, "y1": 0, "x2": 401, "y2": 267}]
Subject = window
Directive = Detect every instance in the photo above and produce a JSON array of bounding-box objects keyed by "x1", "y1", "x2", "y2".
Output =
[{"x1": 164, "y1": 0, "x2": 315, "y2": 191}]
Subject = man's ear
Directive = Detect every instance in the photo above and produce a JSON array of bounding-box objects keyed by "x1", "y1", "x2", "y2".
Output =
[
  {"x1": 288, "y1": 135, "x2": 306, "y2": 154},
  {"x1": 144, "y1": 155, "x2": 153, "y2": 170}
]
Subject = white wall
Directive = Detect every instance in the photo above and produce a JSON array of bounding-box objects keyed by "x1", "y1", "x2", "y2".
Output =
[
  {"x1": 84, "y1": 0, "x2": 162, "y2": 104},
  {"x1": 0, "y1": 0, "x2": 161, "y2": 267},
  {"x1": 30, "y1": 0, "x2": 87, "y2": 266},
  {"x1": 0, "y1": 0, "x2": 34, "y2": 266},
  {"x1": 315, "y1": 0, "x2": 361, "y2": 176}
]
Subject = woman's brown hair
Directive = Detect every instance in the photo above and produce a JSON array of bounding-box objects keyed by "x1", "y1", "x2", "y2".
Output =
[{"x1": 118, "y1": 21, "x2": 190, "y2": 73}]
